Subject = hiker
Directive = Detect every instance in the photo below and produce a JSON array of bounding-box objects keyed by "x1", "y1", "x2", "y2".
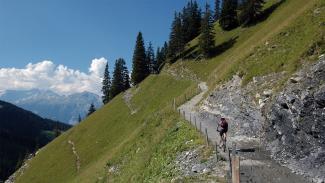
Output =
[{"x1": 217, "y1": 117, "x2": 228, "y2": 148}]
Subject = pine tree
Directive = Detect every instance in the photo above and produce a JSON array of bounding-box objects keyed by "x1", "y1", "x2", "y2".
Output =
[
  {"x1": 238, "y1": 0, "x2": 265, "y2": 26},
  {"x1": 122, "y1": 61, "x2": 130, "y2": 91},
  {"x1": 87, "y1": 103, "x2": 96, "y2": 116},
  {"x1": 199, "y1": 3, "x2": 215, "y2": 58},
  {"x1": 146, "y1": 42, "x2": 157, "y2": 74},
  {"x1": 101, "y1": 62, "x2": 111, "y2": 104},
  {"x1": 162, "y1": 42, "x2": 168, "y2": 60},
  {"x1": 214, "y1": 0, "x2": 221, "y2": 21},
  {"x1": 181, "y1": 1, "x2": 201, "y2": 44},
  {"x1": 131, "y1": 32, "x2": 149, "y2": 85},
  {"x1": 167, "y1": 12, "x2": 184, "y2": 61},
  {"x1": 219, "y1": 0, "x2": 239, "y2": 30},
  {"x1": 110, "y1": 58, "x2": 126, "y2": 98}
]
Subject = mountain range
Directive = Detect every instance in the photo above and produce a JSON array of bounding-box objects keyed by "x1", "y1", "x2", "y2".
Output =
[{"x1": 0, "y1": 89, "x2": 102, "y2": 124}]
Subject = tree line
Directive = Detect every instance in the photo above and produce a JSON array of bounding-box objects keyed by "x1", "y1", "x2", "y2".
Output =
[
  {"x1": 85, "y1": 0, "x2": 266, "y2": 115},
  {"x1": 167, "y1": 0, "x2": 266, "y2": 60}
]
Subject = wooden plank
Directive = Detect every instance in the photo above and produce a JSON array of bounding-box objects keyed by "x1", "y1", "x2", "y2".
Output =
[{"x1": 232, "y1": 156, "x2": 240, "y2": 183}]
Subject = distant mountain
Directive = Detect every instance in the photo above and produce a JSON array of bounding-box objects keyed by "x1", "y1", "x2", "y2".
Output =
[
  {"x1": 0, "y1": 89, "x2": 103, "y2": 124},
  {"x1": 0, "y1": 100, "x2": 70, "y2": 182}
]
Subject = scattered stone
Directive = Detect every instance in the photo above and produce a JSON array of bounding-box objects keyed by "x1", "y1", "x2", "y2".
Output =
[
  {"x1": 290, "y1": 77, "x2": 303, "y2": 83},
  {"x1": 263, "y1": 90, "x2": 273, "y2": 97},
  {"x1": 191, "y1": 164, "x2": 205, "y2": 173}
]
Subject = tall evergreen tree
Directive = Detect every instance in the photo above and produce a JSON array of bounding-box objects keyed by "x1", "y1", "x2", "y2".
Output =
[
  {"x1": 238, "y1": 0, "x2": 265, "y2": 26},
  {"x1": 181, "y1": 0, "x2": 201, "y2": 43},
  {"x1": 219, "y1": 0, "x2": 239, "y2": 30},
  {"x1": 122, "y1": 61, "x2": 130, "y2": 91},
  {"x1": 87, "y1": 103, "x2": 96, "y2": 116},
  {"x1": 131, "y1": 32, "x2": 149, "y2": 85},
  {"x1": 101, "y1": 62, "x2": 111, "y2": 104},
  {"x1": 199, "y1": 3, "x2": 215, "y2": 58},
  {"x1": 181, "y1": 1, "x2": 201, "y2": 43},
  {"x1": 155, "y1": 42, "x2": 168, "y2": 73},
  {"x1": 162, "y1": 42, "x2": 168, "y2": 61},
  {"x1": 167, "y1": 12, "x2": 184, "y2": 61},
  {"x1": 146, "y1": 42, "x2": 156, "y2": 74},
  {"x1": 111, "y1": 58, "x2": 127, "y2": 98},
  {"x1": 214, "y1": 0, "x2": 221, "y2": 21}
]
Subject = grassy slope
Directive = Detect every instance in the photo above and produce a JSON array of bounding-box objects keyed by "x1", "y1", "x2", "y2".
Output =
[
  {"x1": 170, "y1": 0, "x2": 324, "y2": 88},
  {"x1": 15, "y1": 75, "x2": 205, "y2": 183},
  {"x1": 14, "y1": 0, "x2": 325, "y2": 182}
]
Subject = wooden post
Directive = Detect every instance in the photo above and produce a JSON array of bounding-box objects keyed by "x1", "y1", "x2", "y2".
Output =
[
  {"x1": 205, "y1": 128, "x2": 209, "y2": 145},
  {"x1": 230, "y1": 143, "x2": 236, "y2": 176},
  {"x1": 232, "y1": 156, "x2": 240, "y2": 183},
  {"x1": 190, "y1": 113, "x2": 192, "y2": 122},
  {"x1": 195, "y1": 119, "x2": 197, "y2": 130},
  {"x1": 183, "y1": 111, "x2": 185, "y2": 117}
]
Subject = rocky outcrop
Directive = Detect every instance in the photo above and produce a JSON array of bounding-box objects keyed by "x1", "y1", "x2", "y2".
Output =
[
  {"x1": 265, "y1": 57, "x2": 325, "y2": 182},
  {"x1": 201, "y1": 56, "x2": 325, "y2": 182}
]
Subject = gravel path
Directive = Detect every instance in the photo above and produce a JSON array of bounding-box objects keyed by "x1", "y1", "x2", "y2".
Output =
[{"x1": 178, "y1": 82, "x2": 311, "y2": 183}]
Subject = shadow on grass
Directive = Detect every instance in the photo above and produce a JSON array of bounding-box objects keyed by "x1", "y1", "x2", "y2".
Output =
[
  {"x1": 182, "y1": 45, "x2": 199, "y2": 60},
  {"x1": 244, "y1": 0, "x2": 285, "y2": 27},
  {"x1": 211, "y1": 36, "x2": 238, "y2": 57},
  {"x1": 181, "y1": 36, "x2": 238, "y2": 61}
]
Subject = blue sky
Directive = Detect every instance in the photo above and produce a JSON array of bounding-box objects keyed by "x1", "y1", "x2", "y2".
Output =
[{"x1": 0, "y1": 0, "x2": 214, "y2": 73}]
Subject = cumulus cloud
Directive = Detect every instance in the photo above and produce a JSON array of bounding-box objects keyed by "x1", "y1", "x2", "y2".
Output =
[{"x1": 0, "y1": 58, "x2": 108, "y2": 95}]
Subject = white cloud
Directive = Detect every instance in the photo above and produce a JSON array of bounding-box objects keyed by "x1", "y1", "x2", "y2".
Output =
[
  {"x1": 0, "y1": 58, "x2": 108, "y2": 95},
  {"x1": 89, "y1": 57, "x2": 107, "y2": 77}
]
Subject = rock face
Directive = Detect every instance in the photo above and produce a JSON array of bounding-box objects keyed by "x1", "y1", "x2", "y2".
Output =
[
  {"x1": 265, "y1": 58, "x2": 325, "y2": 182},
  {"x1": 201, "y1": 57, "x2": 325, "y2": 182},
  {"x1": 202, "y1": 75, "x2": 264, "y2": 139}
]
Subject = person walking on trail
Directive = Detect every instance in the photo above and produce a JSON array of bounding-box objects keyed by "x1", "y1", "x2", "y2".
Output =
[{"x1": 217, "y1": 117, "x2": 228, "y2": 148}]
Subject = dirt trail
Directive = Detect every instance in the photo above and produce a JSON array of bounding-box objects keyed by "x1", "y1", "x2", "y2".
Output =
[
  {"x1": 123, "y1": 88, "x2": 139, "y2": 115},
  {"x1": 178, "y1": 82, "x2": 311, "y2": 183},
  {"x1": 68, "y1": 140, "x2": 80, "y2": 172}
]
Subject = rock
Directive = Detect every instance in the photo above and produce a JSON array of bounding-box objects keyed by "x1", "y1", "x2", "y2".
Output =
[
  {"x1": 191, "y1": 164, "x2": 205, "y2": 173},
  {"x1": 255, "y1": 93, "x2": 261, "y2": 99},
  {"x1": 263, "y1": 90, "x2": 273, "y2": 97},
  {"x1": 290, "y1": 77, "x2": 303, "y2": 83},
  {"x1": 202, "y1": 168, "x2": 211, "y2": 174}
]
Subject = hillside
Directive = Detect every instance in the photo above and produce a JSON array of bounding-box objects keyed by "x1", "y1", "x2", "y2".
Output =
[
  {"x1": 0, "y1": 100, "x2": 70, "y2": 182},
  {"x1": 11, "y1": 0, "x2": 325, "y2": 182}
]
